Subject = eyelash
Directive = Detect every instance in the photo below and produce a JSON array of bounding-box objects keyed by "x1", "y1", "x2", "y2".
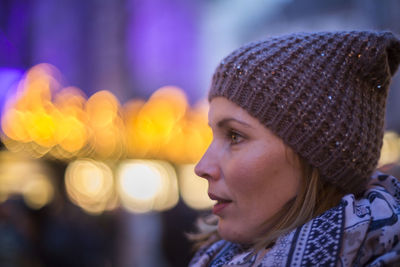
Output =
[{"x1": 226, "y1": 129, "x2": 244, "y2": 145}]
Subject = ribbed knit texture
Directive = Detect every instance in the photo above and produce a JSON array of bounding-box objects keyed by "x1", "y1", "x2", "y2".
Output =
[{"x1": 209, "y1": 31, "x2": 400, "y2": 196}]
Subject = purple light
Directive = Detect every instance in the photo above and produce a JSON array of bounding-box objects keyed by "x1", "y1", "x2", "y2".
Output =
[
  {"x1": 126, "y1": 0, "x2": 201, "y2": 103},
  {"x1": 0, "y1": 68, "x2": 23, "y2": 118}
]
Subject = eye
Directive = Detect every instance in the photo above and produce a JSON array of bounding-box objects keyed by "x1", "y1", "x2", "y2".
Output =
[{"x1": 227, "y1": 130, "x2": 244, "y2": 145}]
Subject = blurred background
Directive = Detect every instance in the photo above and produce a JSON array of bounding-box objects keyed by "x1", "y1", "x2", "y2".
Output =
[{"x1": 1, "y1": 0, "x2": 400, "y2": 266}]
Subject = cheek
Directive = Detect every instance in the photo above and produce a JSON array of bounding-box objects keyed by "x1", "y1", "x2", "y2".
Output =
[{"x1": 226, "y1": 148, "x2": 300, "y2": 211}]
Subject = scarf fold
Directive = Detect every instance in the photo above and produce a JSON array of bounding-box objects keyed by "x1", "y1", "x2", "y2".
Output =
[{"x1": 189, "y1": 172, "x2": 400, "y2": 267}]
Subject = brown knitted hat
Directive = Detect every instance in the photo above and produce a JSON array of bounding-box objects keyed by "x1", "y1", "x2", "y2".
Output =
[{"x1": 209, "y1": 31, "x2": 400, "y2": 196}]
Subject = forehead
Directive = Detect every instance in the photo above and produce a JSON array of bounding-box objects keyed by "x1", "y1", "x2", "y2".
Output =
[{"x1": 208, "y1": 97, "x2": 257, "y2": 124}]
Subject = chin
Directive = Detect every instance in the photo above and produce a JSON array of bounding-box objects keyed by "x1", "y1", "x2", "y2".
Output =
[{"x1": 217, "y1": 221, "x2": 253, "y2": 244}]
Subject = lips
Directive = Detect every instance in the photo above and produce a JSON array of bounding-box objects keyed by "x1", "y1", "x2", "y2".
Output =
[{"x1": 208, "y1": 193, "x2": 232, "y2": 215}]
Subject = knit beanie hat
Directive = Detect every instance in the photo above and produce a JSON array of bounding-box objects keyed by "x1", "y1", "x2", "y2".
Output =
[{"x1": 209, "y1": 31, "x2": 400, "y2": 196}]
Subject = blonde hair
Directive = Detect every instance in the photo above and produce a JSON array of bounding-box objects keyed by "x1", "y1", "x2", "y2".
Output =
[{"x1": 188, "y1": 157, "x2": 345, "y2": 251}]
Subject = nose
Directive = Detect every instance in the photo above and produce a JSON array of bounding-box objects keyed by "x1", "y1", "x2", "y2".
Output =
[{"x1": 194, "y1": 143, "x2": 220, "y2": 181}]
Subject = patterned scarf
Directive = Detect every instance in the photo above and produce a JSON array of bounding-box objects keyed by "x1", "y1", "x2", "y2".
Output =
[{"x1": 189, "y1": 172, "x2": 400, "y2": 267}]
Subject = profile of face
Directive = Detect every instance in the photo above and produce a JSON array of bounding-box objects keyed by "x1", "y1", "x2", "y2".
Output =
[{"x1": 195, "y1": 97, "x2": 302, "y2": 244}]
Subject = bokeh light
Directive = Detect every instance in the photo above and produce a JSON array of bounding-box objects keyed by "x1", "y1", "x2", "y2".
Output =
[
  {"x1": 65, "y1": 159, "x2": 117, "y2": 215},
  {"x1": 0, "y1": 64, "x2": 211, "y2": 165},
  {"x1": 0, "y1": 151, "x2": 54, "y2": 209},
  {"x1": 53, "y1": 86, "x2": 88, "y2": 153},
  {"x1": 22, "y1": 174, "x2": 54, "y2": 209},
  {"x1": 379, "y1": 131, "x2": 400, "y2": 167},
  {"x1": 178, "y1": 164, "x2": 214, "y2": 210},
  {"x1": 116, "y1": 160, "x2": 179, "y2": 213},
  {"x1": 86, "y1": 90, "x2": 126, "y2": 159}
]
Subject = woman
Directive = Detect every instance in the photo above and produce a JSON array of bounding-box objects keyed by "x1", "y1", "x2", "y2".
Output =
[{"x1": 189, "y1": 31, "x2": 400, "y2": 266}]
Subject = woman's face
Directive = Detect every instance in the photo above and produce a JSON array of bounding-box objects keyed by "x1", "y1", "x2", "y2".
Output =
[{"x1": 195, "y1": 97, "x2": 302, "y2": 244}]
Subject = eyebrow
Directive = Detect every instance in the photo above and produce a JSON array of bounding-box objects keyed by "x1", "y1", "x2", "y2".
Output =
[{"x1": 214, "y1": 118, "x2": 254, "y2": 129}]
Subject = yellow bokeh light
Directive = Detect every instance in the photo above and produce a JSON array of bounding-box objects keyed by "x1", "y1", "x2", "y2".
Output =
[
  {"x1": 86, "y1": 90, "x2": 120, "y2": 128},
  {"x1": 1, "y1": 63, "x2": 212, "y2": 165},
  {"x1": 0, "y1": 64, "x2": 92, "y2": 159},
  {"x1": 85, "y1": 90, "x2": 125, "y2": 158},
  {"x1": 14, "y1": 63, "x2": 61, "y2": 112},
  {"x1": 27, "y1": 110, "x2": 57, "y2": 147},
  {"x1": 65, "y1": 159, "x2": 116, "y2": 215},
  {"x1": 1, "y1": 108, "x2": 30, "y2": 141},
  {"x1": 23, "y1": 174, "x2": 54, "y2": 209},
  {"x1": 55, "y1": 115, "x2": 87, "y2": 152},
  {"x1": 54, "y1": 86, "x2": 87, "y2": 115},
  {"x1": 123, "y1": 99, "x2": 147, "y2": 157},
  {"x1": 0, "y1": 151, "x2": 54, "y2": 209},
  {"x1": 178, "y1": 164, "x2": 215, "y2": 210},
  {"x1": 132, "y1": 86, "x2": 189, "y2": 157},
  {"x1": 379, "y1": 131, "x2": 400, "y2": 167},
  {"x1": 152, "y1": 160, "x2": 179, "y2": 211},
  {"x1": 53, "y1": 86, "x2": 88, "y2": 152},
  {"x1": 148, "y1": 86, "x2": 188, "y2": 120},
  {"x1": 116, "y1": 160, "x2": 178, "y2": 213}
]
